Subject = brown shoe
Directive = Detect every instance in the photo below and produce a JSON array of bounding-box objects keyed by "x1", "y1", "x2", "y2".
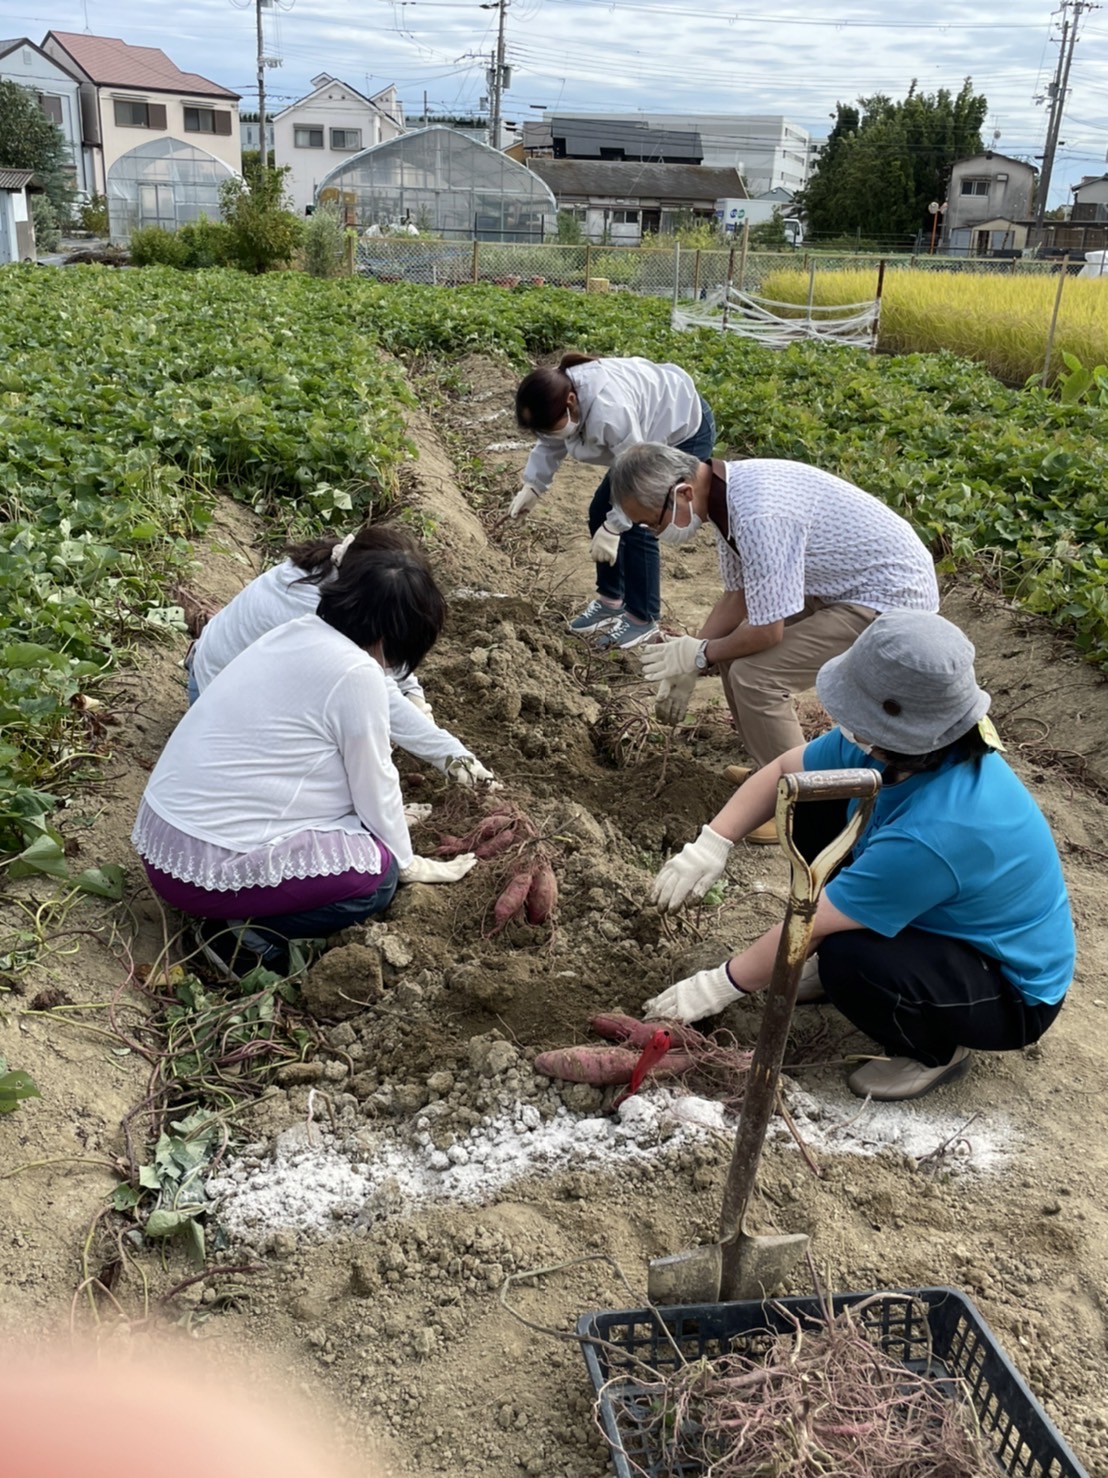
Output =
[
  {"x1": 847, "y1": 1046, "x2": 971, "y2": 1102},
  {"x1": 743, "y1": 820, "x2": 778, "y2": 845},
  {"x1": 796, "y1": 955, "x2": 826, "y2": 1003},
  {"x1": 724, "y1": 764, "x2": 753, "y2": 786}
]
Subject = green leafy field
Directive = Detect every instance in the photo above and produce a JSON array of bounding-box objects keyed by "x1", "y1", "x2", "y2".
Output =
[{"x1": 2, "y1": 266, "x2": 1108, "y2": 851}]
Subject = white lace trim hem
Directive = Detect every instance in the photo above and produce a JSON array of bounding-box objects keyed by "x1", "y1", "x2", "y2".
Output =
[{"x1": 131, "y1": 801, "x2": 383, "y2": 892}]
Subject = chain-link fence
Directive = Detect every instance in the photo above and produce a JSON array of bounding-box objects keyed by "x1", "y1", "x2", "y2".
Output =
[{"x1": 354, "y1": 238, "x2": 1084, "y2": 297}]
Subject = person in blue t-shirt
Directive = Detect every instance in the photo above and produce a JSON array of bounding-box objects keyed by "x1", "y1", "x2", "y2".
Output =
[{"x1": 639, "y1": 611, "x2": 1075, "y2": 1102}]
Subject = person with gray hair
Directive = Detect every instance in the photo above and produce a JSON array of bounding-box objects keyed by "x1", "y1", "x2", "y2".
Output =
[
  {"x1": 609, "y1": 444, "x2": 939, "y2": 841},
  {"x1": 639, "y1": 612, "x2": 1074, "y2": 1101}
]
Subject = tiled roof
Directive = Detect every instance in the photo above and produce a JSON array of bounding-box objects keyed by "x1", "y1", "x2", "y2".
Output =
[
  {"x1": 526, "y1": 158, "x2": 746, "y2": 205},
  {"x1": 0, "y1": 168, "x2": 35, "y2": 190},
  {"x1": 46, "y1": 31, "x2": 238, "y2": 99}
]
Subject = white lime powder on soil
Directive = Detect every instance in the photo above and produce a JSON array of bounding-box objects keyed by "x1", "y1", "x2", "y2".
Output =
[{"x1": 207, "y1": 1085, "x2": 1012, "y2": 1243}]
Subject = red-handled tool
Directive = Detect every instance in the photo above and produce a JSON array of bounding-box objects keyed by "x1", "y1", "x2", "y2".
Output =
[{"x1": 609, "y1": 1027, "x2": 672, "y2": 1111}]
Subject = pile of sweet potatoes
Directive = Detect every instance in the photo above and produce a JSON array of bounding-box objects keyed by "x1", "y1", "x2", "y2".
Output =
[{"x1": 427, "y1": 798, "x2": 558, "y2": 935}]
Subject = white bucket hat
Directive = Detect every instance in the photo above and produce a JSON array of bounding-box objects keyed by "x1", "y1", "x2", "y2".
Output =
[{"x1": 816, "y1": 611, "x2": 990, "y2": 754}]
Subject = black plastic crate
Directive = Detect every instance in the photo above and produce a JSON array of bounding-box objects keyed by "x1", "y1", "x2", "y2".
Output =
[{"x1": 579, "y1": 1288, "x2": 1087, "y2": 1478}]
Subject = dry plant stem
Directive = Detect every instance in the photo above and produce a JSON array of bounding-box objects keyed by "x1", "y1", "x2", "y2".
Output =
[{"x1": 157, "y1": 1261, "x2": 266, "y2": 1307}]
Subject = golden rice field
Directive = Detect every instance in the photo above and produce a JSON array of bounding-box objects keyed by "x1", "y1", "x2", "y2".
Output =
[{"x1": 759, "y1": 267, "x2": 1108, "y2": 386}]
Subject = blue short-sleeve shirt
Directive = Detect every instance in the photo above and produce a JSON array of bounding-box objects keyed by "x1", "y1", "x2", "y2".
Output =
[{"x1": 803, "y1": 729, "x2": 1075, "y2": 1005}]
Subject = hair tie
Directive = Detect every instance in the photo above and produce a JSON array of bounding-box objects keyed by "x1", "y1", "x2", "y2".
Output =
[{"x1": 330, "y1": 532, "x2": 357, "y2": 567}]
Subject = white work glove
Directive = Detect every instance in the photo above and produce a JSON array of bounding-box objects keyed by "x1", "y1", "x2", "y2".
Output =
[
  {"x1": 640, "y1": 635, "x2": 704, "y2": 683},
  {"x1": 652, "y1": 824, "x2": 733, "y2": 913},
  {"x1": 405, "y1": 692, "x2": 434, "y2": 721},
  {"x1": 643, "y1": 964, "x2": 741, "y2": 1024},
  {"x1": 446, "y1": 756, "x2": 503, "y2": 791},
  {"x1": 402, "y1": 802, "x2": 433, "y2": 825},
  {"x1": 589, "y1": 523, "x2": 622, "y2": 566},
  {"x1": 509, "y1": 484, "x2": 541, "y2": 518},
  {"x1": 654, "y1": 672, "x2": 697, "y2": 726},
  {"x1": 399, "y1": 853, "x2": 477, "y2": 884}
]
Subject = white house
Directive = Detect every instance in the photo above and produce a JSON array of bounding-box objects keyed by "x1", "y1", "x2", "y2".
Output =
[
  {"x1": 1071, "y1": 173, "x2": 1108, "y2": 220},
  {"x1": 41, "y1": 30, "x2": 240, "y2": 240},
  {"x1": 0, "y1": 37, "x2": 90, "y2": 196},
  {"x1": 240, "y1": 114, "x2": 275, "y2": 157},
  {"x1": 942, "y1": 152, "x2": 1037, "y2": 256},
  {"x1": 273, "y1": 74, "x2": 404, "y2": 217}
]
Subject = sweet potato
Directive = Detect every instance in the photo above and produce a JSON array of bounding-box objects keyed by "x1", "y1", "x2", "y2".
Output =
[
  {"x1": 466, "y1": 811, "x2": 517, "y2": 848},
  {"x1": 489, "y1": 867, "x2": 534, "y2": 934},
  {"x1": 430, "y1": 834, "x2": 469, "y2": 858},
  {"x1": 524, "y1": 857, "x2": 558, "y2": 924},
  {"x1": 589, "y1": 1012, "x2": 701, "y2": 1050},
  {"x1": 533, "y1": 1045, "x2": 694, "y2": 1085},
  {"x1": 474, "y1": 826, "x2": 519, "y2": 860}
]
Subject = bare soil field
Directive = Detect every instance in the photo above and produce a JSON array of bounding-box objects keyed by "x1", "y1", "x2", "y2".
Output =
[{"x1": 3, "y1": 354, "x2": 1108, "y2": 1476}]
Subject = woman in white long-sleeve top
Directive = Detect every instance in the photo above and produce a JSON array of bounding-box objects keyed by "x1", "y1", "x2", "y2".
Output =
[
  {"x1": 186, "y1": 525, "x2": 497, "y2": 787},
  {"x1": 508, "y1": 353, "x2": 716, "y2": 650},
  {"x1": 134, "y1": 541, "x2": 476, "y2": 980}
]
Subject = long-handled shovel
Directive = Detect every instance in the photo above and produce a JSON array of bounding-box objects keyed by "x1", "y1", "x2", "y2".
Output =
[{"x1": 648, "y1": 767, "x2": 881, "y2": 1305}]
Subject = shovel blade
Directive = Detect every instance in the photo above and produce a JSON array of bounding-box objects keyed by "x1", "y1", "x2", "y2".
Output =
[
  {"x1": 723, "y1": 1232, "x2": 810, "y2": 1302},
  {"x1": 647, "y1": 1243, "x2": 723, "y2": 1306}
]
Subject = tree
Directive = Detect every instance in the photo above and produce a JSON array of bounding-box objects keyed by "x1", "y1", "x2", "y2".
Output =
[
  {"x1": 0, "y1": 79, "x2": 75, "y2": 218},
  {"x1": 218, "y1": 161, "x2": 302, "y2": 273},
  {"x1": 798, "y1": 79, "x2": 988, "y2": 249}
]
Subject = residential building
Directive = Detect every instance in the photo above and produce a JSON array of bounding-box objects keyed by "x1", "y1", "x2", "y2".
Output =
[
  {"x1": 0, "y1": 167, "x2": 36, "y2": 261},
  {"x1": 41, "y1": 31, "x2": 240, "y2": 240},
  {"x1": 525, "y1": 159, "x2": 746, "y2": 244},
  {"x1": 941, "y1": 152, "x2": 1037, "y2": 256},
  {"x1": 273, "y1": 74, "x2": 404, "y2": 216},
  {"x1": 0, "y1": 37, "x2": 90, "y2": 196},
  {"x1": 240, "y1": 112, "x2": 275, "y2": 156},
  {"x1": 521, "y1": 117, "x2": 702, "y2": 164},
  {"x1": 529, "y1": 113, "x2": 813, "y2": 195},
  {"x1": 1071, "y1": 173, "x2": 1108, "y2": 221}
]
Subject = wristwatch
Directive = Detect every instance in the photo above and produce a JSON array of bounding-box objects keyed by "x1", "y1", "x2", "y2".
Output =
[{"x1": 694, "y1": 639, "x2": 711, "y2": 672}]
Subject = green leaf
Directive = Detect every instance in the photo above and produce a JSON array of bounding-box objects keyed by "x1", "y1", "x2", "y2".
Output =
[
  {"x1": 112, "y1": 1183, "x2": 142, "y2": 1211},
  {"x1": 7, "y1": 832, "x2": 69, "y2": 879},
  {"x1": 0, "y1": 1069, "x2": 41, "y2": 1111},
  {"x1": 138, "y1": 1163, "x2": 162, "y2": 1190},
  {"x1": 144, "y1": 1208, "x2": 189, "y2": 1239},
  {"x1": 72, "y1": 863, "x2": 125, "y2": 899}
]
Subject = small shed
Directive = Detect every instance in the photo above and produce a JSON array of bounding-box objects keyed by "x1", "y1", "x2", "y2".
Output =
[{"x1": 0, "y1": 168, "x2": 36, "y2": 262}]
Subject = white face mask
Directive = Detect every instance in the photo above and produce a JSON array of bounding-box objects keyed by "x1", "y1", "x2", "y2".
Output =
[
  {"x1": 545, "y1": 411, "x2": 577, "y2": 440},
  {"x1": 839, "y1": 725, "x2": 876, "y2": 756},
  {"x1": 657, "y1": 487, "x2": 702, "y2": 546}
]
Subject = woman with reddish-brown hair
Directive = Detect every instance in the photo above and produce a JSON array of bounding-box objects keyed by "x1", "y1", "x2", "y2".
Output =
[{"x1": 509, "y1": 352, "x2": 715, "y2": 650}]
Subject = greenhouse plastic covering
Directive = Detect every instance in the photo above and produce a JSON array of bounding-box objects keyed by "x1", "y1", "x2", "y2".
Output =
[
  {"x1": 107, "y1": 138, "x2": 236, "y2": 240},
  {"x1": 316, "y1": 126, "x2": 556, "y2": 241}
]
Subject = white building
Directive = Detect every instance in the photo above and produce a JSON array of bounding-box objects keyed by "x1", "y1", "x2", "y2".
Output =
[
  {"x1": 240, "y1": 115, "x2": 275, "y2": 156},
  {"x1": 41, "y1": 30, "x2": 240, "y2": 239},
  {"x1": 0, "y1": 37, "x2": 90, "y2": 196},
  {"x1": 540, "y1": 112, "x2": 814, "y2": 196},
  {"x1": 273, "y1": 74, "x2": 404, "y2": 217}
]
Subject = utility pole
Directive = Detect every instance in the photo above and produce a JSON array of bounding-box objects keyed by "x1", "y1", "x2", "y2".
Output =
[
  {"x1": 256, "y1": 0, "x2": 268, "y2": 168},
  {"x1": 1035, "y1": 0, "x2": 1098, "y2": 228},
  {"x1": 483, "y1": 0, "x2": 509, "y2": 150}
]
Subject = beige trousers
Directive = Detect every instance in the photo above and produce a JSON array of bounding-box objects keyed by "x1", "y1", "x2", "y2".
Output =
[{"x1": 717, "y1": 597, "x2": 877, "y2": 767}]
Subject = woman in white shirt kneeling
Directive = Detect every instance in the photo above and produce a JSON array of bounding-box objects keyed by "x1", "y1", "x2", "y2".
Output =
[{"x1": 133, "y1": 538, "x2": 475, "y2": 980}]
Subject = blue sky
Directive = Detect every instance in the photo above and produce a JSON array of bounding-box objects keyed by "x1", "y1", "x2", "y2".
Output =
[{"x1": 5, "y1": 0, "x2": 1107, "y2": 205}]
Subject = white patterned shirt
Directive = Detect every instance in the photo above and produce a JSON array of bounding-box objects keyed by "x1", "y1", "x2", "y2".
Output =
[{"x1": 713, "y1": 460, "x2": 939, "y2": 627}]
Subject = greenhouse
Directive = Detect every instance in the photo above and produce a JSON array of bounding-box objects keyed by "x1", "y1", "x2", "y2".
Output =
[
  {"x1": 107, "y1": 138, "x2": 237, "y2": 241},
  {"x1": 315, "y1": 126, "x2": 556, "y2": 242}
]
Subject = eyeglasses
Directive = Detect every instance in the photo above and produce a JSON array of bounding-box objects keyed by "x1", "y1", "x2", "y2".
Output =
[{"x1": 639, "y1": 487, "x2": 675, "y2": 533}]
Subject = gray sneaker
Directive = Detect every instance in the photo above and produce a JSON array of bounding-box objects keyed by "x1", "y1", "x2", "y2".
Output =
[
  {"x1": 847, "y1": 1045, "x2": 971, "y2": 1101},
  {"x1": 568, "y1": 598, "x2": 624, "y2": 635},
  {"x1": 595, "y1": 614, "x2": 660, "y2": 650}
]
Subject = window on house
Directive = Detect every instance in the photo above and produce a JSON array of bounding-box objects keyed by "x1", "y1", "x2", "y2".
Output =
[
  {"x1": 330, "y1": 127, "x2": 362, "y2": 150},
  {"x1": 114, "y1": 99, "x2": 167, "y2": 129},
  {"x1": 960, "y1": 178, "x2": 990, "y2": 197},
  {"x1": 294, "y1": 126, "x2": 325, "y2": 148},
  {"x1": 184, "y1": 106, "x2": 232, "y2": 136},
  {"x1": 610, "y1": 209, "x2": 640, "y2": 224},
  {"x1": 38, "y1": 94, "x2": 63, "y2": 126}
]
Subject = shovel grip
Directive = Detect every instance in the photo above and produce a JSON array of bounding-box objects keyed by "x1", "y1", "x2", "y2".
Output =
[{"x1": 781, "y1": 768, "x2": 881, "y2": 804}]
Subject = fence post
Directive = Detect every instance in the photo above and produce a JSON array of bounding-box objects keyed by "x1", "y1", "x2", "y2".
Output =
[
  {"x1": 693, "y1": 249, "x2": 701, "y2": 301},
  {"x1": 344, "y1": 231, "x2": 355, "y2": 277},
  {"x1": 1042, "y1": 258, "x2": 1069, "y2": 386},
  {"x1": 737, "y1": 223, "x2": 749, "y2": 294},
  {"x1": 471, "y1": 239, "x2": 479, "y2": 283},
  {"x1": 721, "y1": 244, "x2": 737, "y2": 330},
  {"x1": 584, "y1": 242, "x2": 592, "y2": 288}
]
